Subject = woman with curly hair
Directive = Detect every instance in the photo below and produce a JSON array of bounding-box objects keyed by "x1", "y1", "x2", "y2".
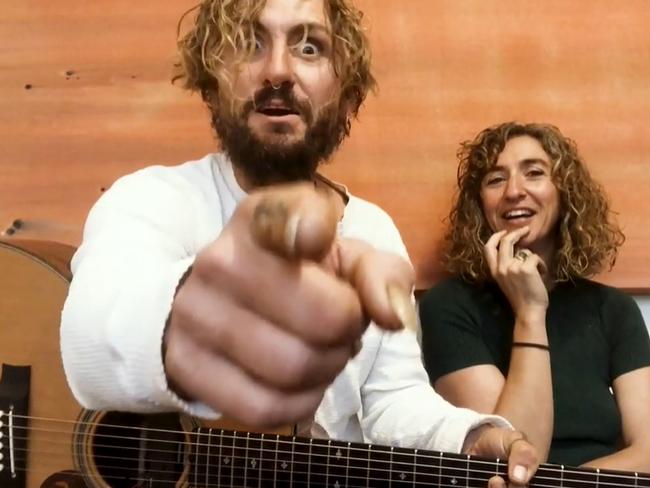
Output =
[{"x1": 419, "y1": 121, "x2": 650, "y2": 470}]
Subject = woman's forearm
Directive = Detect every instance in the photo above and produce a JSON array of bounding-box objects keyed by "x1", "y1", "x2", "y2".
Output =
[{"x1": 493, "y1": 314, "x2": 554, "y2": 461}]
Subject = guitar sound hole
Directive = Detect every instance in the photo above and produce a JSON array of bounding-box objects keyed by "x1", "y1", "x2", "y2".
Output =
[{"x1": 91, "y1": 412, "x2": 186, "y2": 488}]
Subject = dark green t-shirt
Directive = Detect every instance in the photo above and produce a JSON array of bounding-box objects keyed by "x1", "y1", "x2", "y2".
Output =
[{"x1": 419, "y1": 277, "x2": 650, "y2": 466}]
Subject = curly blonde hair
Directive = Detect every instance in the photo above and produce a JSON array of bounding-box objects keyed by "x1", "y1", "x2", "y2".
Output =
[
  {"x1": 444, "y1": 122, "x2": 625, "y2": 283},
  {"x1": 174, "y1": 0, "x2": 376, "y2": 127}
]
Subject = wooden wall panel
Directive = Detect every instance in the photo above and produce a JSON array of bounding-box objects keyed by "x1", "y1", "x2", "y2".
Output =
[{"x1": 2, "y1": 1, "x2": 649, "y2": 291}]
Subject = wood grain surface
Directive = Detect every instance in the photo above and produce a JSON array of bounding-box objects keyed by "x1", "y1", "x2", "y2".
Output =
[{"x1": 2, "y1": 1, "x2": 649, "y2": 291}]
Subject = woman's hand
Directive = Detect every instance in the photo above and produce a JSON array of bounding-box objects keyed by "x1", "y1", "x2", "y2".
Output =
[{"x1": 484, "y1": 227, "x2": 549, "y2": 322}]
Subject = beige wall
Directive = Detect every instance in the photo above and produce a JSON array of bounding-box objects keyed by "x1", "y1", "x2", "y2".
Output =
[{"x1": 2, "y1": 1, "x2": 649, "y2": 291}]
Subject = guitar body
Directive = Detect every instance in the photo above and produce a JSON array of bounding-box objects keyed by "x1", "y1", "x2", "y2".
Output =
[
  {"x1": 0, "y1": 239, "x2": 81, "y2": 487},
  {"x1": 0, "y1": 240, "x2": 289, "y2": 488}
]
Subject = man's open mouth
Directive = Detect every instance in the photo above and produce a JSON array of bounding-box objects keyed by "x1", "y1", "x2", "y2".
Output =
[{"x1": 257, "y1": 106, "x2": 300, "y2": 117}]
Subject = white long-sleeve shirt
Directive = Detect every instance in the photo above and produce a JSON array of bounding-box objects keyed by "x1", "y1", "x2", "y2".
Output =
[{"x1": 61, "y1": 153, "x2": 508, "y2": 454}]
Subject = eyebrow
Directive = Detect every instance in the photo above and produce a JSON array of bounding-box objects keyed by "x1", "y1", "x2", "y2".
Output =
[
  {"x1": 519, "y1": 158, "x2": 552, "y2": 170},
  {"x1": 489, "y1": 158, "x2": 550, "y2": 171},
  {"x1": 254, "y1": 21, "x2": 331, "y2": 38}
]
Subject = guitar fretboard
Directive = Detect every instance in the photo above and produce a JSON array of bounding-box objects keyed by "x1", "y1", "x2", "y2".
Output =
[{"x1": 189, "y1": 428, "x2": 650, "y2": 488}]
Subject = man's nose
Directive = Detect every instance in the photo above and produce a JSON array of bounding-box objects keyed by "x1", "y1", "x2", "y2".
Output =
[{"x1": 262, "y1": 44, "x2": 294, "y2": 89}]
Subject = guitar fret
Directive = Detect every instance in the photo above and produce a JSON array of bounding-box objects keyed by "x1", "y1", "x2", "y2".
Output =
[
  {"x1": 290, "y1": 437, "x2": 295, "y2": 488},
  {"x1": 327, "y1": 438, "x2": 348, "y2": 488},
  {"x1": 191, "y1": 427, "x2": 200, "y2": 486},
  {"x1": 205, "y1": 428, "x2": 212, "y2": 488},
  {"x1": 231, "y1": 430, "x2": 248, "y2": 488},
  {"x1": 440, "y1": 451, "x2": 467, "y2": 488},
  {"x1": 326, "y1": 440, "x2": 331, "y2": 488},
  {"x1": 217, "y1": 429, "x2": 234, "y2": 487},
  {"x1": 346, "y1": 441, "x2": 367, "y2": 488},
  {"x1": 466, "y1": 455, "x2": 496, "y2": 488},
  {"x1": 639, "y1": 471, "x2": 650, "y2": 488},
  {"x1": 214, "y1": 428, "x2": 223, "y2": 487},
  {"x1": 245, "y1": 432, "x2": 262, "y2": 488},
  {"x1": 275, "y1": 434, "x2": 293, "y2": 487},
  {"x1": 412, "y1": 449, "x2": 418, "y2": 488},
  {"x1": 291, "y1": 436, "x2": 310, "y2": 487},
  {"x1": 599, "y1": 468, "x2": 640, "y2": 488},
  {"x1": 260, "y1": 433, "x2": 279, "y2": 488},
  {"x1": 244, "y1": 433, "x2": 250, "y2": 488},
  {"x1": 367, "y1": 444, "x2": 372, "y2": 488},
  {"x1": 368, "y1": 443, "x2": 391, "y2": 488},
  {"x1": 390, "y1": 447, "x2": 393, "y2": 488},
  {"x1": 561, "y1": 464, "x2": 599, "y2": 488},
  {"x1": 391, "y1": 446, "x2": 415, "y2": 488},
  {"x1": 310, "y1": 437, "x2": 329, "y2": 487}
]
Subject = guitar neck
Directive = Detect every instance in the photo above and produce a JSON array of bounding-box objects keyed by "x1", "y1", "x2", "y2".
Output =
[{"x1": 190, "y1": 428, "x2": 650, "y2": 488}]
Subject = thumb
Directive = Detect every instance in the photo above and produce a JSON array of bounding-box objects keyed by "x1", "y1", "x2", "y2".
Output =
[{"x1": 246, "y1": 183, "x2": 339, "y2": 262}]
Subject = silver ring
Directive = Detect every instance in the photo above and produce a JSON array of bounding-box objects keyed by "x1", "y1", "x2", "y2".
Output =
[{"x1": 270, "y1": 82, "x2": 281, "y2": 90}]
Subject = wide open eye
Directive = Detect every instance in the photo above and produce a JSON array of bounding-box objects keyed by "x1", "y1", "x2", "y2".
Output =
[{"x1": 300, "y1": 40, "x2": 320, "y2": 56}]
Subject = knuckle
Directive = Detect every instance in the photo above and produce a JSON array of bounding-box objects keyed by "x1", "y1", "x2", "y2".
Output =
[
  {"x1": 238, "y1": 394, "x2": 284, "y2": 427},
  {"x1": 195, "y1": 246, "x2": 230, "y2": 278},
  {"x1": 313, "y1": 296, "x2": 361, "y2": 345},
  {"x1": 275, "y1": 348, "x2": 318, "y2": 387}
]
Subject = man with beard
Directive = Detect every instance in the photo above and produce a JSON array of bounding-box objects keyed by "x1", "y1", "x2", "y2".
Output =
[{"x1": 61, "y1": 0, "x2": 538, "y2": 484}]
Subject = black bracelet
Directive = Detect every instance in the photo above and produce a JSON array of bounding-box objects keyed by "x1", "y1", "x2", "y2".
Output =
[{"x1": 512, "y1": 341, "x2": 549, "y2": 351}]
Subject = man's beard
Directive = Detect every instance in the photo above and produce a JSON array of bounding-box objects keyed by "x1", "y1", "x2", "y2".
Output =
[{"x1": 211, "y1": 84, "x2": 349, "y2": 187}]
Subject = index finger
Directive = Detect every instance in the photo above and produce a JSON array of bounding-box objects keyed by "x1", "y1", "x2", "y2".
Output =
[
  {"x1": 485, "y1": 230, "x2": 507, "y2": 276},
  {"x1": 336, "y1": 238, "x2": 416, "y2": 331},
  {"x1": 496, "y1": 226, "x2": 530, "y2": 271}
]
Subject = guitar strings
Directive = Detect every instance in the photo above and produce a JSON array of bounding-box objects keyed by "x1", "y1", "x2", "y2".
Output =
[
  {"x1": 4, "y1": 421, "x2": 648, "y2": 484},
  {"x1": 3, "y1": 413, "x2": 647, "y2": 479},
  {"x1": 7, "y1": 458, "x2": 650, "y2": 488},
  {"x1": 5, "y1": 430, "x2": 644, "y2": 486},
  {"x1": 2, "y1": 415, "x2": 649, "y2": 487},
  {"x1": 7, "y1": 450, "x2": 650, "y2": 488}
]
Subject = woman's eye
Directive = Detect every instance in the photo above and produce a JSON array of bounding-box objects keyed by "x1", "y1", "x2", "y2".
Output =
[
  {"x1": 527, "y1": 169, "x2": 545, "y2": 177},
  {"x1": 485, "y1": 176, "x2": 505, "y2": 186}
]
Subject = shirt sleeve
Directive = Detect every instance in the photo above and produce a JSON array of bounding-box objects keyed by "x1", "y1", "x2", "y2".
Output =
[
  {"x1": 602, "y1": 287, "x2": 650, "y2": 379},
  {"x1": 419, "y1": 281, "x2": 498, "y2": 383},
  {"x1": 360, "y1": 326, "x2": 511, "y2": 453},
  {"x1": 60, "y1": 167, "x2": 219, "y2": 418},
  {"x1": 343, "y1": 207, "x2": 511, "y2": 452}
]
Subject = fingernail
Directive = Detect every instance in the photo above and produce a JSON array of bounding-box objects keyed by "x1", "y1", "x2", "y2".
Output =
[
  {"x1": 512, "y1": 465, "x2": 527, "y2": 483},
  {"x1": 386, "y1": 284, "x2": 417, "y2": 331},
  {"x1": 284, "y1": 213, "x2": 300, "y2": 258}
]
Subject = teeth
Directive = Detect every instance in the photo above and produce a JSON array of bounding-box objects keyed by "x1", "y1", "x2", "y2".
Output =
[{"x1": 505, "y1": 209, "x2": 533, "y2": 219}]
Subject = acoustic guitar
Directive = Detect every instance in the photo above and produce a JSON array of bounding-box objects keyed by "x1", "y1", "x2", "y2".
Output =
[{"x1": 1, "y1": 239, "x2": 649, "y2": 488}]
